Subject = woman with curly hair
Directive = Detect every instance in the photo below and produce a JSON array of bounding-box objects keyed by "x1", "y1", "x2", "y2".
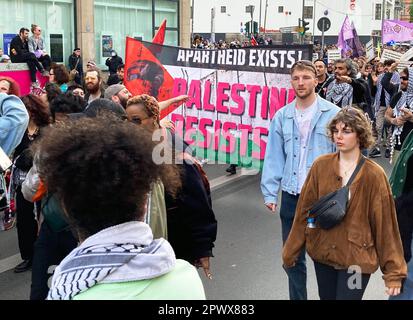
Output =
[
  {"x1": 37, "y1": 116, "x2": 205, "y2": 300},
  {"x1": 283, "y1": 106, "x2": 407, "y2": 300},
  {"x1": 11, "y1": 94, "x2": 50, "y2": 273},
  {"x1": 126, "y1": 94, "x2": 217, "y2": 280}
]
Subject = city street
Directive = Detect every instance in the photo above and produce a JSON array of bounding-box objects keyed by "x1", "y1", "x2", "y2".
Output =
[{"x1": 0, "y1": 158, "x2": 393, "y2": 300}]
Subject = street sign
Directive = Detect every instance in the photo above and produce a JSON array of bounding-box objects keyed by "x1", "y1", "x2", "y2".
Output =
[
  {"x1": 317, "y1": 17, "x2": 331, "y2": 32},
  {"x1": 280, "y1": 26, "x2": 299, "y2": 33}
]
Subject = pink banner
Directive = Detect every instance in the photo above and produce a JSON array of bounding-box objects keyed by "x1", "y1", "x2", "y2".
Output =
[
  {"x1": 382, "y1": 20, "x2": 413, "y2": 44},
  {"x1": 0, "y1": 69, "x2": 48, "y2": 96}
]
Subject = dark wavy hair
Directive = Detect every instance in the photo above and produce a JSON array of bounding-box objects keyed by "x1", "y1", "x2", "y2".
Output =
[
  {"x1": 20, "y1": 94, "x2": 50, "y2": 127},
  {"x1": 51, "y1": 63, "x2": 70, "y2": 85},
  {"x1": 328, "y1": 106, "x2": 375, "y2": 150},
  {"x1": 35, "y1": 116, "x2": 181, "y2": 238},
  {"x1": 44, "y1": 82, "x2": 62, "y2": 104},
  {"x1": 0, "y1": 76, "x2": 21, "y2": 96},
  {"x1": 50, "y1": 92, "x2": 84, "y2": 121}
]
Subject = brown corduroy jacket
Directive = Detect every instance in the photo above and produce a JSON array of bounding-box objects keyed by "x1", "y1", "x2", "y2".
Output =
[{"x1": 282, "y1": 153, "x2": 407, "y2": 288}]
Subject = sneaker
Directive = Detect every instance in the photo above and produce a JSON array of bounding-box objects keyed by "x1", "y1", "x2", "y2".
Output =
[
  {"x1": 41, "y1": 70, "x2": 50, "y2": 77},
  {"x1": 385, "y1": 148, "x2": 391, "y2": 158},
  {"x1": 14, "y1": 259, "x2": 32, "y2": 273},
  {"x1": 31, "y1": 81, "x2": 40, "y2": 89},
  {"x1": 225, "y1": 164, "x2": 237, "y2": 175},
  {"x1": 369, "y1": 148, "x2": 381, "y2": 158}
]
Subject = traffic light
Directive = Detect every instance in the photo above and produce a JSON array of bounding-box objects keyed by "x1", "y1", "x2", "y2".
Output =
[
  {"x1": 301, "y1": 19, "x2": 310, "y2": 35},
  {"x1": 245, "y1": 21, "x2": 258, "y2": 35}
]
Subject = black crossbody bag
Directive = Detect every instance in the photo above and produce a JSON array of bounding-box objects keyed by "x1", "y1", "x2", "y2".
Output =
[{"x1": 308, "y1": 156, "x2": 366, "y2": 230}]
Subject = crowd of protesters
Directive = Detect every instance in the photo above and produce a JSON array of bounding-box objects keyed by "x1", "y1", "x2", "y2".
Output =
[
  {"x1": 1, "y1": 26, "x2": 413, "y2": 300},
  {"x1": 0, "y1": 33, "x2": 217, "y2": 299}
]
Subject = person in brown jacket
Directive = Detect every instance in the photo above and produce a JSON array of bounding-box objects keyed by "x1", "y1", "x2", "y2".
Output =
[{"x1": 283, "y1": 106, "x2": 407, "y2": 300}]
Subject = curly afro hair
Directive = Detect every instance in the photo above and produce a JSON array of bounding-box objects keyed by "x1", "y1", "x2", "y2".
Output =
[{"x1": 36, "y1": 116, "x2": 181, "y2": 238}]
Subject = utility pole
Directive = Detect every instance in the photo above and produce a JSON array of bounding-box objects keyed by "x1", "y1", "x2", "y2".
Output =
[
  {"x1": 263, "y1": 0, "x2": 268, "y2": 37},
  {"x1": 211, "y1": 7, "x2": 215, "y2": 43},
  {"x1": 312, "y1": 0, "x2": 316, "y2": 44},
  {"x1": 302, "y1": 0, "x2": 305, "y2": 44},
  {"x1": 250, "y1": 5, "x2": 255, "y2": 37},
  {"x1": 259, "y1": 0, "x2": 262, "y2": 33},
  {"x1": 381, "y1": 0, "x2": 386, "y2": 44},
  {"x1": 191, "y1": 0, "x2": 194, "y2": 44}
]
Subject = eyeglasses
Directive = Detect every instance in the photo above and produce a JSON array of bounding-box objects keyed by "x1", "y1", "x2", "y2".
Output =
[
  {"x1": 130, "y1": 116, "x2": 151, "y2": 125},
  {"x1": 401, "y1": 76, "x2": 409, "y2": 81}
]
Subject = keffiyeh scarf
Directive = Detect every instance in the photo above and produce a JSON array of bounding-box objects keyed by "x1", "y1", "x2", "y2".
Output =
[
  {"x1": 393, "y1": 68, "x2": 413, "y2": 140},
  {"x1": 326, "y1": 80, "x2": 354, "y2": 108},
  {"x1": 47, "y1": 221, "x2": 175, "y2": 300},
  {"x1": 374, "y1": 72, "x2": 401, "y2": 112}
]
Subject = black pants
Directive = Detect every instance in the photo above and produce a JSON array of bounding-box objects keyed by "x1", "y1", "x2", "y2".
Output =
[
  {"x1": 38, "y1": 54, "x2": 52, "y2": 71},
  {"x1": 30, "y1": 221, "x2": 78, "y2": 300},
  {"x1": 15, "y1": 187, "x2": 38, "y2": 261},
  {"x1": 19, "y1": 52, "x2": 44, "y2": 82},
  {"x1": 314, "y1": 261, "x2": 371, "y2": 300}
]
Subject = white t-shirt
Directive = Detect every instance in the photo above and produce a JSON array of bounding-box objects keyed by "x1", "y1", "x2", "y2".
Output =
[{"x1": 295, "y1": 99, "x2": 318, "y2": 193}]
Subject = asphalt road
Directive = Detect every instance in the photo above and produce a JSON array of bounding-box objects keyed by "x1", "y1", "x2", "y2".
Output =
[{"x1": 0, "y1": 158, "x2": 396, "y2": 300}]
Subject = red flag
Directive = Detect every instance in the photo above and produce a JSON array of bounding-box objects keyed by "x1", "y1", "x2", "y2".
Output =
[
  {"x1": 152, "y1": 19, "x2": 167, "y2": 44},
  {"x1": 250, "y1": 36, "x2": 258, "y2": 46},
  {"x1": 124, "y1": 37, "x2": 175, "y2": 119}
]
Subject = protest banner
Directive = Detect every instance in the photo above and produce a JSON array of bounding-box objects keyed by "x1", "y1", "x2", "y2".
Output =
[
  {"x1": 124, "y1": 39, "x2": 312, "y2": 169},
  {"x1": 381, "y1": 49, "x2": 404, "y2": 62},
  {"x1": 366, "y1": 40, "x2": 375, "y2": 61},
  {"x1": 382, "y1": 20, "x2": 413, "y2": 44},
  {"x1": 327, "y1": 49, "x2": 341, "y2": 63}
]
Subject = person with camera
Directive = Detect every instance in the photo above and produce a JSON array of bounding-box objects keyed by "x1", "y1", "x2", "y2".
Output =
[
  {"x1": 68, "y1": 48, "x2": 83, "y2": 85},
  {"x1": 282, "y1": 107, "x2": 407, "y2": 300}
]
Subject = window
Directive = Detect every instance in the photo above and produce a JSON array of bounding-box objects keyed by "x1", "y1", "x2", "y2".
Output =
[
  {"x1": 246, "y1": 5, "x2": 254, "y2": 13},
  {"x1": 278, "y1": 6, "x2": 284, "y2": 13},
  {"x1": 303, "y1": 6, "x2": 313, "y2": 19},
  {"x1": 221, "y1": 6, "x2": 226, "y2": 13},
  {"x1": 375, "y1": 4, "x2": 382, "y2": 20},
  {"x1": 50, "y1": 34, "x2": 63, "y2": 63}
]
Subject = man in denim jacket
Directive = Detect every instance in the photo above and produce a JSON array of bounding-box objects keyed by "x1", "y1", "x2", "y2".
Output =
[{"x1": 261, "y1": 60, "x2": 339, "y2": 300}]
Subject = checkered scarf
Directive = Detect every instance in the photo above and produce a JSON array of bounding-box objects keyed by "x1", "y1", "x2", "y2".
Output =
[{"x1": 326, "y1": 80, "x2": 353, "y2": 108}]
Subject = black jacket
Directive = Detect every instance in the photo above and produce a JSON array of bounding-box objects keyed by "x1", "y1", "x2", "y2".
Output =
[
  {"x1": 164, "y1": 133, "x2": 217, "y2": 262},
  {"x1": 107, "y1": 74, "x2": 122, "y2": 86},
  {"x1": 10, "y1": 35, "x2": 29, "y2": 63},
  {"x1": 395, "y1": 155, "x2": 413, "y2": 263},
  {"x1": 68, "y1": 54, "x2": 83, "y2": 80},
  {"x1": 105, "y1": 55, "x2": 123, "y2": 75}
]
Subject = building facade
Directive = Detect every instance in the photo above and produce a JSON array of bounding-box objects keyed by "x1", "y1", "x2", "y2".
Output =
[
  {"x1": 0, "y1": 0, "x2": 190, "y2": 71},
  {"x1": 399, "y1": 0, "x2": 413, "y2": 21},
  {"x1": 191, "y1": 0, "x2": 400, "y2": 44}
]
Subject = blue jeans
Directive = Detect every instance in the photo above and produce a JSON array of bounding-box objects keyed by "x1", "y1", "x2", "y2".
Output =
[{"x1": 280, "y1": 191, "x2": 307, "y2": 300}]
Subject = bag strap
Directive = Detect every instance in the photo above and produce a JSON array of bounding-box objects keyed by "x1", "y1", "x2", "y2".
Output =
[{"x1": 345, "y1": 156, "x2": 366, "y2": 187}]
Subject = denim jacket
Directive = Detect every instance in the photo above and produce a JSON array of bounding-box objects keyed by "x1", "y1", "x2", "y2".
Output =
[
  {"x1": 261, "y1": 96, "x2": 340, "y2": 205},
  {"x1": 0, "y1": 93, "x2": 29, "y2": 156}
]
